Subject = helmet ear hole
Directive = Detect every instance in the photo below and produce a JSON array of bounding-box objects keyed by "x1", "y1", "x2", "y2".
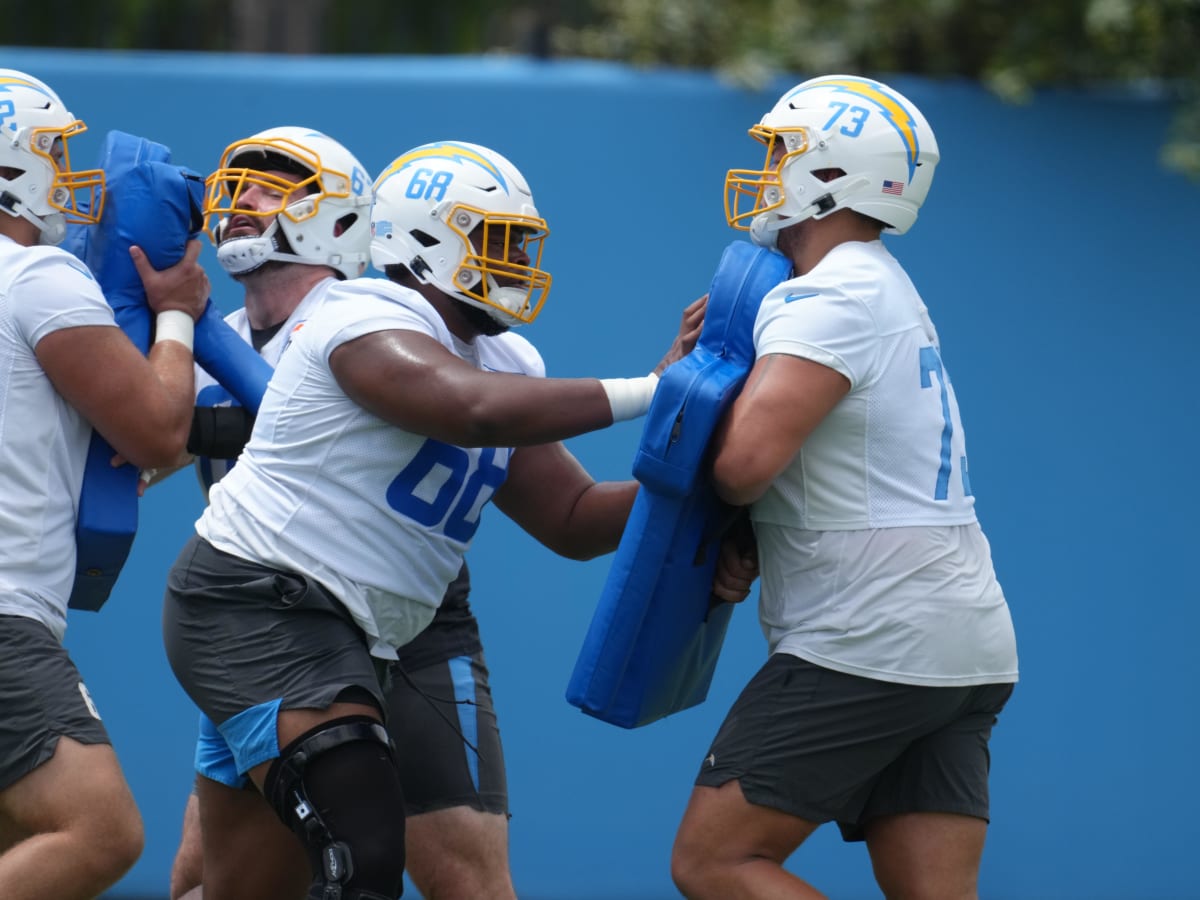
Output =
[{"x1": 810, "y1": 167, "x2": 846, "y2": 183}]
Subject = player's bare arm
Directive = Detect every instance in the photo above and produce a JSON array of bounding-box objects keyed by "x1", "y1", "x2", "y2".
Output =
[
  {"x1": 35, "y1": 240, "x2": 210, "y2": 469},
  {"x1": 711, "y1": 352, "x2": 849, "y2": 507},
  {"x1": 493, "y1": 441, "x2": 636, "y2": 560},
  {"x1": 334, "y1": 328, "x2": 625, "y2": 446}
]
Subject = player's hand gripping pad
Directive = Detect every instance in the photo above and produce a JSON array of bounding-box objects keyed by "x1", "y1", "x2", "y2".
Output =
[
  {"x1": 565, "y1": 241, "x2": 791, "y2": 728},
  {"x1": 65, "y1": 131, "x2": 272, "y2": 611}
]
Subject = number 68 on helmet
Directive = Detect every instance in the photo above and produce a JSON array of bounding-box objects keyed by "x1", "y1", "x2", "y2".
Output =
[{"x1": 370, "y1": 141, "x2": 552, "y2": 329}]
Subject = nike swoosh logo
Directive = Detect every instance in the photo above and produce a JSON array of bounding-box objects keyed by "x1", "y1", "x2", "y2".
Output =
[
  {"x1": 784, "y1": 292, "x2": 819, "y2": 303},
  {"x1": 66, "y1": 259, "x2": 96, "y2": 281}
]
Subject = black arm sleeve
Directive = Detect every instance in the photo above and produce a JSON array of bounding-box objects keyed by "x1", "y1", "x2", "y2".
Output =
[{"x1": 187, "y1": 406, "x2": 256, "y2": 459}]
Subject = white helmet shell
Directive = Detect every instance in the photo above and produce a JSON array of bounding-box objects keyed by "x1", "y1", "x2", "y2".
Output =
[
  {"x1": 370, "y1": 141, "x2": 551, "y2": 328},
  {"x1": 726, "y1": 75, "x2": 940, "y2": 245},
  {"x1": 204, "y1": 126, "x2": 373, "y2": 279},
  {"x1": 0, "y1": 69, "x2": 104, "y2": 244}
]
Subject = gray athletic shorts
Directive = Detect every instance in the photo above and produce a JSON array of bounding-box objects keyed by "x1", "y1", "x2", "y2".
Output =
[
  {"x1": 193, "y1": 649, "x2": 510, "y2": 814},
  {"x1": 164, "y1": 535, "x2": 385, "y2": 779},
  {"x1": 387, "y1": 650, "x2": 508, "y2": 817},
  {"x1": 0, "y1": 614, "x2": 110, "y2": 791},
  {"x1": 694, "y1": 653, "x2": 1014, "y2": 841}
]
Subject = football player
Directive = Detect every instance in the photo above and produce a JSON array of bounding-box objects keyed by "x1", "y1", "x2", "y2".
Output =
[
  {"x1": 671, "y1": 75, "x2": 1018, "y2": 899},
  {"x1": 0, "y1": 68, "x2": 208, "y2": 899}
]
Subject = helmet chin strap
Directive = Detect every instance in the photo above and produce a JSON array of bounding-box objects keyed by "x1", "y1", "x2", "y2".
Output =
[
  {"x1": 450, "y1": 284, "x2": 526, "y2": 329},
  {"x1": 0, "y1": 188, "x2": 67, "y2": 245},
  {"x1": 748, "y1": 216, "x2": 780, "y2": 249},
  {"x1": 483, "y1": 284, "x2": 530, "y2": 326},
  {"x1": 749, "y1": 173, "x2": 872, "y2": 249},
  {"x1": 217, "y1": 219, "x2": 303, "y2": 275},
  {"x1": 440, "y1": 265, "x2": 529, "y2": 329},
  {"x1": 36, "y1": 216, "x2": 67, "y2": 245}
]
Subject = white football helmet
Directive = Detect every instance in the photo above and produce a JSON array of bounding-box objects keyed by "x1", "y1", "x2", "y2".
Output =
[
  {"x1": 0, "y1": 69, "x2": 104, "y2": 245},
  {"x1": 370, "y1": 141, "x2": 551, "y2": 328},
  {"x1": 726, "y1": 75, "x2": 940, "y2": 246},
  {"x1": 204, "y1": 126, "x2": 373, "y2": 279}
]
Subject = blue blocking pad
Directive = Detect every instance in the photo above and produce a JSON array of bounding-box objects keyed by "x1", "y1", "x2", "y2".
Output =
[
  {"x1": 193, "y1": 300, "x2": 272, "y2": 414},
  {"x1": 566, "y1": 240, "x2": 791, "y2": 728},
  {"x1": 65, "y1": 130, "x2": 186, "y2": 612},
  {"x1": 65, "y1": 131, "x2": 271, "y2": 611}
]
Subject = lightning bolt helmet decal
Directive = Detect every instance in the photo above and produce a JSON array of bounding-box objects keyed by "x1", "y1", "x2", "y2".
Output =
[{"x1": 725, "y1": 73, "x2": 940, "y2": 242}]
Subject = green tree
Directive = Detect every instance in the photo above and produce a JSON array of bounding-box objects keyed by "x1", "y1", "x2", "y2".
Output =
[
  {"x1": 5, "y1": 0, "x2": 1194, "y2": 174},
  {"x1": 552, "y1": 0, "x2": 1200, "y2": 177}
]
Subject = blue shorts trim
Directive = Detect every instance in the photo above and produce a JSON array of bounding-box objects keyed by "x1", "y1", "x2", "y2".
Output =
[
  {"x1": 194, "y1": 711, "x2": 243, "y2": 787},
  {"x1": 193, "y1": 699, "x2": 282, "y2": 787},
  {"x1": 449, "y1": 655, "x2": 480, "y2": 791}
]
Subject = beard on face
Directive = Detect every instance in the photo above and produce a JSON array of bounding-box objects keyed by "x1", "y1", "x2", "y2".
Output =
[{"x1": 457, "y1": 298, "x2": 510, "y2": 337}]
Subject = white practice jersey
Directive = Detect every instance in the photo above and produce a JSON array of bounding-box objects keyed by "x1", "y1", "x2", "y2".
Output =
[
  {"x1": 192, "y1": 278, "x2": 339, "y2": 493},
  {"x1": 750, "y1": 240, "x2": 1017, "y2": 686},
  {"x1": 0, "y1": 235, "x2": 118, "y2": 639},
  {"x1": 198, "y1": 277, "x2": 544, "y2": 658}
]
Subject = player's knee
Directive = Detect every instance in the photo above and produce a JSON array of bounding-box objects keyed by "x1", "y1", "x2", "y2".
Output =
[
  {"x1": 169, "y1": 845, "x2": 203, "y2": 900},
  {"x1": 266, "y1": 715, "x2": 407, "y2": 899},
  {"x1": 168, "y1": 802, "x2": 203, "y2": 898},
  {"x1": 75, "y1": 804, "x2": 144, "y2": 891},
  {"x1": 111, "y1": 821, "x2": 145, "y2": 877},
  {"x1": 409, "y1": 846, "x2": 510, "y2": 900},
  {"x1": 406, "y1": 809, "x2": 515, "y2": 900},
  {"x1": 670, "y1": 849, "x2": 692, "y2": 896},
  {"x1": 670, "y1": 831, "x2": 717, "y2": 899},
  {"x1": 418, "y1": 865, "x2": 516, "y2": 900}
]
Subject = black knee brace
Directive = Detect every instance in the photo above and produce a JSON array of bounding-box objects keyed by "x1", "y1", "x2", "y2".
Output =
[{"x1": 265, "y1": 715, "x2": 407, "y2": 900}]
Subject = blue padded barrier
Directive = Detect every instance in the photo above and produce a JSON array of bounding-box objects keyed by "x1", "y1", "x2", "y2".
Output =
[
  {"x1": 65, "y1": 131, "x2": 192, "y2": 611},
  {"x1": 566, "y1": 240, "x2": 791, "y2": 728},
  {"x1": 65, "y1": 131, "x2": 270, "y2": 610}
]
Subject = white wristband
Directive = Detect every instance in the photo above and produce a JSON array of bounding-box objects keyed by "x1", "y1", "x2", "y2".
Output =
[
  {"x1": 154, "y1": 310, "x2": 195, "y2": 351},
  {"x1": 599, "y1": 372, "x2": 660, "y2": 422}
]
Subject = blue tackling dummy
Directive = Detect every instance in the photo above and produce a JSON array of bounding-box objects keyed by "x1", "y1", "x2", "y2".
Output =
[
  {"x1": 65, "y1": 131, "x2": 272, "y2": 611},
  {"x1": 566, "y1": 240, "x2": 791, "y2": 728}
]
